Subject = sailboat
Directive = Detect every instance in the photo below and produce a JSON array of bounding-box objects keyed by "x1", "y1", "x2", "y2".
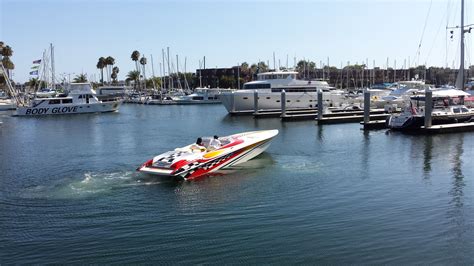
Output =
[{"x1": 386, "y1": 0, "x2": 473, "y2": 130}]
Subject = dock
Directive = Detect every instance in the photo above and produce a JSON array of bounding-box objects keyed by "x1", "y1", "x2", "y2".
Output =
[{"x1": 317, "y1": 113, "x2": 390, "y2": 124}]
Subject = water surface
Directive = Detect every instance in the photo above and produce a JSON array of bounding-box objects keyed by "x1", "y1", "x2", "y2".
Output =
[{"x1": 1, "y1": 104, "x2": 473, "y2": 264}]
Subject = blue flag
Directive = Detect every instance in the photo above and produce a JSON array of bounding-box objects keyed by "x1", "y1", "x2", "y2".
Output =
[{"x1": 30, "y1": 70, "x2": 38, "y2": 75}]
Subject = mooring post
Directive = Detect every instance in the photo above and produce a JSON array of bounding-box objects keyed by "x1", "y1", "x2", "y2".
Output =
[
  {"x1": 281, "y1": 90, "x2": 286, "y2": 117},
  {"x1": 364, "y1": 89, "x2": 370, "y2": 124},
  {"x1": 253, "y1": 90, "x2": 259, "y2": 115},
  {"x1": 424, "y1": 89, "x2": 433, "y2": 128},
  {"x1": 230, "y1": 91, "x2": 235, "y2": 114},
  {"x1": 317, "y1": 89, "x2": 323, "y2": 120}
]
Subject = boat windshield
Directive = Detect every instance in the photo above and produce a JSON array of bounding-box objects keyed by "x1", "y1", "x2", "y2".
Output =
[{"x1": 201, "y1": 136, "x2": 232, "y2": 149}]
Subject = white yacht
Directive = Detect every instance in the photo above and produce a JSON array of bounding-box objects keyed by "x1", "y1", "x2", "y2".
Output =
[
  {"x1": 172, "y1": 87, "x2": 234, "y2": 104},
  {"x1": 15, "y1": 83, "x2": 121, "y2": 116},
  {"x1": 96, "y1": 85, "x2": 127, "y2": 101},
  {"x1": 219, "y1": 71, "x2": 347, "y2": 114}
]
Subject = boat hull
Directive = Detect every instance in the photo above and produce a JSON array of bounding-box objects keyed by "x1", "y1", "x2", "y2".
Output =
[
  {"x1": 14, "y1": 101, "x2": 121, "y2": 116},
  {"x1": 138, "y1": 130, "x2": 278, "y2": 180},
  {"x1": 220, "y1": 91, "x2": 348, "y2": 114}
]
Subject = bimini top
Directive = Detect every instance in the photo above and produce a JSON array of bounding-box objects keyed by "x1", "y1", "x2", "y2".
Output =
[
  {"x1": 432, "y1": 88, "x2": 470, "y2": 97},
  {"x1": 66, "y1": 83, "x2": 95, "y2": 94}
]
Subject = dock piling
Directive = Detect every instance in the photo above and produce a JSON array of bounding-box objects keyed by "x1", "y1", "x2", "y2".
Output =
[
  {"x1": 231, "y1": 91, "x2": 235, "y2": 113},
  {"x1": 317, "y1": 89, "x2": 323, "y2": 120},
  {"x1": 281, "y1": 90, "x2": 286, "y2": 117},
  {"x1": 253, "y1": 90, "x2": 259, "y2": 115},
  {"x1": 424, "y1": 90, "x2": 433, "y2": 128},
  {"x1": 363, "y1": 89, "x2": 370, "y2": 124}
]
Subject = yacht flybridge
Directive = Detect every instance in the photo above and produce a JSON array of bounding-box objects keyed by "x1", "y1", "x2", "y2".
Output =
[
  {"x1": 219, "y1": 71, "x2": 346, "y2": 114},
  {"x1": 138, "y1": 130, "x2": 278, "y2": 180},
  {"x1": 15, "y1": 83, "x2": 121, "y2": 116}
]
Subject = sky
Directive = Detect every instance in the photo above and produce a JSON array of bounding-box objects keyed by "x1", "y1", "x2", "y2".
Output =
[{"x1": 1, "y1": 0, "x2": 473, "y2": 83}]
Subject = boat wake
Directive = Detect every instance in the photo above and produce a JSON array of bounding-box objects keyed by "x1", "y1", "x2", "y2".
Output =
[{"x1": 20, "y1": 170, "x2": 176, "y2": 199}]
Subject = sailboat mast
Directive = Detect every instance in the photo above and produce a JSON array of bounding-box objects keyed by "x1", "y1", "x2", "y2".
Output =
[
  {"x1": 167, "y1": 47, "x2": 172, "y2": 89},
  {"x1": 460, "y1": 0, "x2": 465, "y2": 89},
  {"x1": 50, "y1": 44, "x2": 55, "y2": 89}
]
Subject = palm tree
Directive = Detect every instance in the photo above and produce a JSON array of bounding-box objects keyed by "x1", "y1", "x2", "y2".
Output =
[
  {"x1": 1, "y1": 45, "x2": 13, "y2": 57},
  {"x1": 139, "y1": 56, "x2": 147, "y2": 89},
  {"x1": 105, "y1": 56, "x2": 115, "y2": 83},
  {"x1": 126, "y1": 70, "x2": 140, "y2": 90},
  {"x1": 131, "y1": 51, "x2": 140, "y2": 73},
  {"x1": 73, "y1": 74, "x2": 88, "y2": 83},
  {"x1": 2, "y1": 57, "x2": 14, "y2": 79},
  {"x1": 111, "y1": 66, "x2": 119, "y2": 83},
  {"x1": 28, "y1": 77, "x2": 39, "y2": 88},
  {"x1": 131, "y1": 51, "x2": 140, "y2": 88},
  {"x1": 0, "y1": 45, "x2": 14, "y2": 79},
  {"x1": 96, "y1": 57, "x2": 106, "y2": 84}
]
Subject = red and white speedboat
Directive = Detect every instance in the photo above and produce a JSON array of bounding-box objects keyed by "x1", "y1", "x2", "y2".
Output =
[{"x1": 137, "y1": 130, "x2": 278, "y2": 180}]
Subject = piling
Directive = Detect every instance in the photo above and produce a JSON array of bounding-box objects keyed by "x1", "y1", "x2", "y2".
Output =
[
  {"x1": 424, "y1": 90, "x2": 433, "y2": 128},
  {"x1": 253, "y1": 90, "x2": 259, "y2": 115},
  {"x1": 317, "y1": 89, "x2": 323, "y2": 120},
  {"x1": 231, "y1": 91, "x2": 235, "y2": 113},
  {"x1": 281, "y1": 90, "x2": 286, "y2": 117},
  {"x1": 363, "y1": 89, "x2": 370, "y2": 124}
]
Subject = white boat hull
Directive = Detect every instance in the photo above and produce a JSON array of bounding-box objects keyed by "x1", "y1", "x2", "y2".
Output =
[
  {"x1": 15, "y1": 101, "x2": 121, "y2": 116},
  {"x1": 138, "y1": 129, "x2": 278, "y2": 180},
  {"x1": 220, "y1": 90, "x2": 349, "y2": 113}
]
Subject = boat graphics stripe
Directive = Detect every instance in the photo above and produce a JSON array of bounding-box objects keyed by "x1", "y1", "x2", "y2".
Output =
[
  {"x1": 179, "y1": 139, "x2": 272, "y2": 180},
  {"x1": 156, "y1": 151, "x2": 187, "y2": 164}
]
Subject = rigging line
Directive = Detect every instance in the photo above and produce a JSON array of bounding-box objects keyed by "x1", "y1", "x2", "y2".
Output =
[
  {"x1": 415, "y1": 0, "x2": 433, "y2": 66},
  {"x1": 426, "y1": 3, "x2": 449, "y2": 64},
  {"x1": 446, "y1": 0, "x2": 453, "y2": 67}
]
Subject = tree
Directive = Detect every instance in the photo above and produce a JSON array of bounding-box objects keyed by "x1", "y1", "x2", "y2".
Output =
[
  {"x1": 28, "y1": 77, "x2": 39, "y2": 88},
  {"x1": 131, "y1": 51, "x2": 140, "y2": 88},
  {"x1": 73, "y1": 74, "x2": 88, "y2": 83},
  {"x1": 126, "y1": 70, "x2": 140, "y2": 90},
  {"x1": 1, "y1": 45, "x2": 13, "y2": 57},
  {"x1": 2, "y1": 57, "x2": 14, "y2": 78},
  {"x1": 96, "y1": 57, "x2": 106, "y2": 84},
  {"x1": 139, "y1": 56, "x2": 147, "y2": 89},
  {"x1": 105, "y1": 56, "x2": 115, "y2": 83},
  {"x1": 131, "y1": 51, "x2": 140, "y2": 73},
  {"x1": 146, "y1": 77, "x2": 162, "y2": 89},
  {"x1": 111, "y1": 66, "x2": 119, "y2": 83}
]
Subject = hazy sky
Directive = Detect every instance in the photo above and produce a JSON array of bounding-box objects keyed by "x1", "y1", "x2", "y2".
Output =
[{"x1": 1, "y1": 0, "x2": 473, "y2": 82}]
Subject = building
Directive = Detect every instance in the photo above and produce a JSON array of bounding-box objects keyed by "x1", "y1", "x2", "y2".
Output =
[{"x1": 196, "y1": 66, "x2": 241, "y2": 88}]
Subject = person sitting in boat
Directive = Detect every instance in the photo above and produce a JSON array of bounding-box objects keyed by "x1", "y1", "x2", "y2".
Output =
[
  {"x1": 208, "y1": 135, "x2": 222, "y2": 150},
  {"x1": 190, "y1": 137, "x2": 206, "y2": 152}
]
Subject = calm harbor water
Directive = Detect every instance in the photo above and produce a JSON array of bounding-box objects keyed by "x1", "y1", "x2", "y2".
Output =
[{"x1": 1, "y1": 104, "x2": 473, "y2": 264}]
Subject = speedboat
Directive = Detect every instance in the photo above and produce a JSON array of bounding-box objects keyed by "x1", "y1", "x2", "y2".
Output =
[{"x1": 137, "y1": 129, "x2": 279, "y2": 180}]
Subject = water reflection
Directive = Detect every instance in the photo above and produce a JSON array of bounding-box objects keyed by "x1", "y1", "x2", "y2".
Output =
[
  {"x1": 422, "y1": 136, "x2": 433, "y2": 177},
  {"x1": 316, "y1": 124, "x2": 324, "y2": 143},
  {"x1": 360, "y1": 130, "x2": 370, "y2": 177},
  {"x1": 446, "y1": 134, "x2": 468, "y2": 259},
  {"x1": 449, "y1": 135, "x2": 464, "y2": 208},
  {"x1": 170, "y1": 154, "x2": 275, "y2": 208}
]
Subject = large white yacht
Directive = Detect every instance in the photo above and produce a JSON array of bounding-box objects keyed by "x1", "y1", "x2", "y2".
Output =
[
  {"x1": 219, "y1": 71, "x2": 346, "y2": 114},
  {"x1": 172, "y1": 87, "x2": 234, "y2": 104},
  {"x1": 15, "y1": 83, "x2": 121, "y2": 116}
]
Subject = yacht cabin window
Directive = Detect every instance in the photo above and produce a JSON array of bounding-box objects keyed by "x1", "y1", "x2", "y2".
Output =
[{"x1": 49, "y1": 99, "x2": 60, "y2": 104}]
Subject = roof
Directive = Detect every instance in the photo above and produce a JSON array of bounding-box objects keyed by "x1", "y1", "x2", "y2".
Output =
[{"x1": 257, "y1": 71, "x2": 298, "y2": 75}]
